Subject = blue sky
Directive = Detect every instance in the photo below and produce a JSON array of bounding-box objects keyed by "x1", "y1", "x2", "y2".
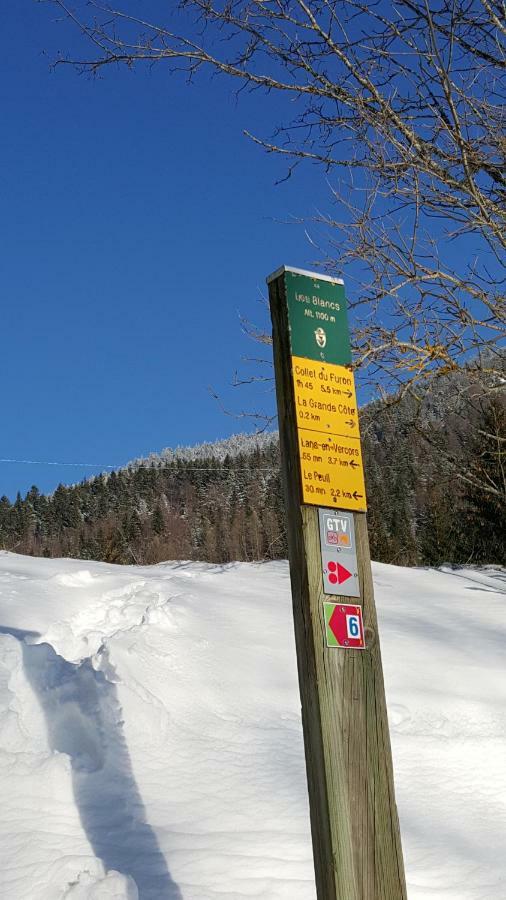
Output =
[{"x1": 1, "y1": 3, "x2": 336, "y2": 500}]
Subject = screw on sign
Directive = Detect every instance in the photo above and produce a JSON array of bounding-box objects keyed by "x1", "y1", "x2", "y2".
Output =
[{"x1": 323, "y1": 602, "x2": 365, "y2": 649}]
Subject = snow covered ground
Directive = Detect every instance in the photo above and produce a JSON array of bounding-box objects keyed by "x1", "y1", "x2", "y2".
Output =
[{"x1": 0, "y1": 552, "x2": 504, "y2": 899}]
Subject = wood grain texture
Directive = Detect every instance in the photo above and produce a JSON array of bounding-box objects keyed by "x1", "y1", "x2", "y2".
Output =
[{"x1": 269, "y1": 272, "x2": 407, "y2": 900}]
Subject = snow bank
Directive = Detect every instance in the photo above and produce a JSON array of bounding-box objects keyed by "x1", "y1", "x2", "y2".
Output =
[{"x1": 0, "y1": 551, "x2": 504, "y2": 899}]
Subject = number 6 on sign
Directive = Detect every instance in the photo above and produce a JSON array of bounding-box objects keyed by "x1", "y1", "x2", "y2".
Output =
[{"x1": 346, "y1": 615, "x2": 360, "y2": 639}]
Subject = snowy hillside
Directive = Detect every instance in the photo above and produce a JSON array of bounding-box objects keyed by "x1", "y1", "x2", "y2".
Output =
[
  {"x1": 0, "y1": 553, "x2": 504, "y2": 900},
  {"x1": 126, "y1": 431, "x2": 278, "y2": 469}
]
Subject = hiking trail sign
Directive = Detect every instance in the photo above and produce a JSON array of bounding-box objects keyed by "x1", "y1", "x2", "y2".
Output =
[
  {"x1": 280, "y1": 266, "x2": 352, "y2": 365},
  {"x1": 318, "y1": 507, "x2": 360, "y2": 597},
  {"x1": 267, "y1": 264, "x2": 406, "y2": 900},
  {"x1": 324, "y1": 602, "x2": 365, "y2": 649},
  {"x1": 292, "y1": 356, "x2": 366, "y2": 510},
  {"x1": 271, "y1": 265, "x2": 368, "y2": 512}
]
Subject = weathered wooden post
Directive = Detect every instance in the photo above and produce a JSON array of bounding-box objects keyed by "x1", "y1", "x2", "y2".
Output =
[{"x1": 267, "y1": 265, "x2": 406, "y2": 900}]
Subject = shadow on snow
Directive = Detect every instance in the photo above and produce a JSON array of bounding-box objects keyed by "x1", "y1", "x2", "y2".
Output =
[{"x1": 0, "y1": 626, "x2": 182, "y2": 900}]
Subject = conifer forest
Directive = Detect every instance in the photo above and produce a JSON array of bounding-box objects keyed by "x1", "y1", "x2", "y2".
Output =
[{"x1": 1, "y1": 371, "x2": 504, "y2": 568}]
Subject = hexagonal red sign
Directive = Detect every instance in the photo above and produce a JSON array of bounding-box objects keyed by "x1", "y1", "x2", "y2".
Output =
[{"x1": 323, "y1": 602, "x2": 365, "y2": 649}]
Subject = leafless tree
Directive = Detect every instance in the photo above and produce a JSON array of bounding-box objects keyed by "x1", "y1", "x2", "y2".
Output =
[{"x1": 48, "y1": 0, "x2": 505, "y2": 400}]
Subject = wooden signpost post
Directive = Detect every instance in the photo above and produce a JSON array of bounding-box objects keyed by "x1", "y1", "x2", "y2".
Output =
[{"x1": 267, "y1": 266, "x2": 407, "y2": 900}]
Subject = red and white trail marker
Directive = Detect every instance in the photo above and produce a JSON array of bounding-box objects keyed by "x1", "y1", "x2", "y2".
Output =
[{"x1": 324, "y1": 602, "x2": 365, "y2": 650}]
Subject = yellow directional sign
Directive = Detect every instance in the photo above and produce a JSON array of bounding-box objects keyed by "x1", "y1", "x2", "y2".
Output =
[
  {"x1": 291, "y1": 357, "x2": 367, "y2": 511},
  {"x1": 297, "y1": 429, "x2": 367, "y2": 510},
  {"x1": 292, "y1": 356, "x2": 359, "y2": 437}
]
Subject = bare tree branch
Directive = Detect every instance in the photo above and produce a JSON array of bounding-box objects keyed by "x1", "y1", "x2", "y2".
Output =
[{"x1": 45, "y1": 0, "x2": 505, "y2": 397}]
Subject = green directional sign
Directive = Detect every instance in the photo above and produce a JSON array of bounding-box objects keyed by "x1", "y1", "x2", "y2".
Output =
[{"x1": 273, "y1": 267, "x2": 352, "y2": 365}]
